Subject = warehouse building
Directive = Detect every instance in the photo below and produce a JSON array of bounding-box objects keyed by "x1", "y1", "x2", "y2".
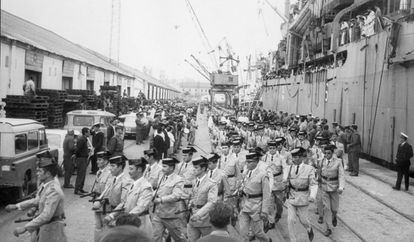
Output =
[{"x1": 0, "y1": 10, "x2": 179, "y2": 100}]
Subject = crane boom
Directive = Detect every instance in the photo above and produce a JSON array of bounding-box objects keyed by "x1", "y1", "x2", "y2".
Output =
[
  {"x1": 184, "y1": 59, "x2": 211, "y2": 82},
  {"x1": 190, "y1": 55, "x2": 211, "y2": 76},
  {"x1": 264, "y1": 0, "x2": 289, "y2": 23}
]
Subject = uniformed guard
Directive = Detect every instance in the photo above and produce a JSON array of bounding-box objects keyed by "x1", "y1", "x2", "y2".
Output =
[
  {"x1": 185, "y1": 157, "x2": 218, "y2": 242},
  {"x1": 107, "y1": 126, "x2": 125, "y2": 156},
  {"x1": 92, "y1": 151, "x2": 112, "y2": 196},
  {"x1": 91, "y1": 151, "x2": 113, "y2": 240},
  {"x1": 298, "y1": 131, "x2": 310, "y2": 150},
  {"x1": 204, "y1": 153, "x2": 230, "y2": 200},
  {"x1": 6, "y1": 157, "x2": 67, "y2": 241},
  {"x1": 220, "y1": 142, "x2": 241, "y2": 211},
  {"x1": 266, "y1": 140, "x2": 286, "y2": 228},
  {"x1": 230, "y1": 138, "x2": 248, "y2": 173},
  {"x1": 177, "y1": 147, "x2": 198, "y2": 202},
  {"x1": 143, "y1": 149, "x2": 163, "y2": 190},
  {"x1": 320, "y1": 145, "x2": 345, "y2": 236},
  {"x1": 152, "y1": 157, "x2": 186, "y2": 242},
  {"x1": 93, "y1": 155, "x2": 132, "y2": 231},
  {"x1": 239, "y1": 152, "x2": 271, "y2": 242},
  {"x1": 111, "y1": 157, "x2": 154, "y2": 238},
  {"x1": 255, "y1": 125, "x2": 269, "y2": 152},
  {"x1": 284, "y1": 148, "x2": 317, "y2": 242}
]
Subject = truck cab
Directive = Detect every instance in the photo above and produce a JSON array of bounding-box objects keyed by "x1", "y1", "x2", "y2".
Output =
[{"x1": 0, "y1": 118, "x2": 57, "y2": 200}]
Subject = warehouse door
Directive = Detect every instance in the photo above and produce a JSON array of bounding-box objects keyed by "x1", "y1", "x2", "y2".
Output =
[
  {"x1": 62, "y1": 76, "x2": 73, "y2": 90},
  {"x1": 25, "y1": 70, "x2": 42, "y2": 89}
]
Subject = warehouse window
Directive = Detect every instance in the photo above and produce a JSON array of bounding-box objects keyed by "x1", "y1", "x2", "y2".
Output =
[
  {"x1": 87, "y1": 80, "x2": 94, "y2": 91},
  {"x1": 4, "y1": 56, "x2": 9, "y2": 67}
]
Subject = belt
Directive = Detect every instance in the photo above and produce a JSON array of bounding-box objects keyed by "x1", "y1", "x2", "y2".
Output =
[
  {"x1": 322, "y1": 175, "x2": 338, "y2": 181},
  {"x1": 289, "y1": 185, "x2": 309, "y2": 192},
  {"x1": 244, "y1": 193, "x2": 263, "y2": 199},
  {"x1": 184, "y1": 184, "x2": 193, "y2": 188},
  {"x1": 138, "y1": 210, "x2": 149, "y2": 216},
  {"x1": 46, "y1": 214, "x2": 65, "y2": 224},
  {"x1": 111, "y1": 205, "x2": 117, "y2": 209},
  {"x1": 227, "y1": 174, "x2": 236, "y2": 178},
  {"x1": 273, "y1": 171, "x2": 282, "y2": 177},
  {"x1": 195, "y1": 204, "x2": 204, "y2": 209}
]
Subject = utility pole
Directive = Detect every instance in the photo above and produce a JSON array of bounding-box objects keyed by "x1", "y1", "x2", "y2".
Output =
[{"x1": 109, "y1": 0, "x2": 121, "y2": 85}]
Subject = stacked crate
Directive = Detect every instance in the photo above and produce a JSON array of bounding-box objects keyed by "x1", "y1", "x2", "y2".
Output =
[
  {"x1": 4, "y1": 95, "x2": 49, "y2": 126},
  {"x1": 67, "y1": 89, "x2": 98, "y2": 110},
  {"x1": 37, "y1": 89, "x2": 67, "y2": 128},
  {"x1": 100, "y1": 86, "x2": 120, "y2": 115}
]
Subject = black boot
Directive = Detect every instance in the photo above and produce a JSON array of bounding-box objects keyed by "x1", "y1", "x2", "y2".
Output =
[{"x1": 307, "y1": 227, "x2": 314, "y2": 241}]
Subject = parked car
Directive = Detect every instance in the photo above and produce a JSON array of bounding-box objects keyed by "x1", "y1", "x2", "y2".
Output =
[
  {"x1": 64, "y1": 110, "x2": 115, "y2": 146},
  {"x1": 0, "y1": 118, "x2": 58, "y2": 201},
  {"x1": 45, "y1": 129, "x2": 80, "y2": 167},
  {"x1": 119, "y1": 113, "x2": 137, "y2": 138}
]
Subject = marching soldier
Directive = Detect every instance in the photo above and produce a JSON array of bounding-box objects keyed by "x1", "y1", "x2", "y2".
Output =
[
  {"x1": 152, "y1": 158, "x2": 186, "y2": 242},
  {"x1": 320, "y1": 144, "x2": 345, "y2": 236},
  {"x1": 91, "y1": 151, "x2": 113, "y2": 240},
  {"x1": 298, "y1": 131, "x2": 310, "y2": 150},
  {"x1": 177, "y1": 147, "x2": 197, "y2": 195},
  {"x1": 92, "y1": 155, "x2": 132, "y2": 235},
  {"x1": 107, "y1": 126, "x2": 124, "y2": 156},
  {"x1": 265, "y1": 140, "x2": 286, "y2": 228},
  {"x1": 92, "y1": 151, "x2": 112, "y2": 196},
  {"x1": 220, "y1": 142, "x2": 241, "y2": 200},
  {"x1": 284, "y1": 147, "x2": 318, "y2": 242},
  {"x1": 6, "y1": 157, "x2": 67, "y2": 241},
  {"x1": 255, "y1": 125, "x2": 269, "y2": 152},
  {"x1": 230, "y1": 139, "x2": 248, "y2": 173},
  {"x1": 239, "y1": 152, "x2": 271, "y2": 242},
  {"x1": 204, "y1": 153, "x2": 230, "y2": 200},
  {"x1": 143, "y1": 149, "x2": 163, "y2": 190},
  {"x1": 185, "y1": 157, "x2": 218, "y2": 241},
  {"x1": 110, "y1": 158, "x2": 154, "y2": 238},
  {"x1": 247, "y1": 123, "x2": 256, "y2": 149}
]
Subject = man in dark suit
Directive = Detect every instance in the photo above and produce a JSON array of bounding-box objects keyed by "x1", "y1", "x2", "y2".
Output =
[
  {"x1": 393, "y1": 132, "x2": 413, "y2": 191},
  {"x1": 91, "y1": 123, "x2": 105, "y2": 174},
  {"x1": 348, "y1": 124, "x2": 362, "y2": 176},
  {"x1": 107, "y1": 119, "x2": 117, "y2": 145},
  {"x1": 153, "y1": 127, "x2": 165, "y2": 160}
]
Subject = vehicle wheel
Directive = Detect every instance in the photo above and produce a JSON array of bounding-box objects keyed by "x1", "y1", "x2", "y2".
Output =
[{"x1": 18, "y1": 172, "x2": 33, "y2": 199}]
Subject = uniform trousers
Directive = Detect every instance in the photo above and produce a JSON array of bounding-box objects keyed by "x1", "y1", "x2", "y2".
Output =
[
  {"x1": 94, "y1": 212, "x2": 104, "y2": 242},
  {"x1": 395, "y1": 164, "x2": 410, "y2": 189},
  {"x1": 239, "y1": 211, "x2": 269, "y2": 242},
  {"x1": 269, "y1": 190, "x2": 284, "y2": 223},
  {"x1": 322, "y1": 190, "x2": 339, "y2": 229},
  {"x1": 75, "y1": 157, "x2": 88, "y2": 191},
  {"x1": 187, "y1": 224, "x2": 212, "y2": 242},
  {"x1": 63, "y1": 155, "x2": 74, "y2": 186},
  {"x1": 286, "y1": 202, "x2": 311, "y2": 242},
  {"x1": 316, "y1": 184, "x2": 324, "y2": 216},
  {"x1": 152, "y1": 215, "x2": 186, "y2": 242},
  {"x1": 348, "y1": 150, "x2": 360, "y2": 173}
]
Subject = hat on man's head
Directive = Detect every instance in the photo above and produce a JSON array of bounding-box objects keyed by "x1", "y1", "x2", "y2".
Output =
[
  {"x1": 267, "y1": 141, "x2": 278, "y2": 147},
  {"x1": 298, "y1": 130, "x2": 307, "y2": 136},
  {"x1": 182, "y1": 147, "x2": 197, "y2": 154},
  {"x1": 144, "y1": 149, "x2": 157, "y2": 156},
  {"x1": 231, "y1": 139, "x2": 242, "y2": 146},
  {"x1": 291, "y1": 147, "x2": 306, "y2": 157},
  {"x1": 400, "y1": 132, "x2": 409, "y2": 139},
  {"x1": 92, "y1": 122, "x2": 103, "y2": 128},
  {"x1": 275, "y1": 137, "x2": 286, "y2": 144},
  {"x1": 324, "y1": 144, "x2": 337, "y2": 151},
  {"x1": 192, "y1": 156, "x2": 208, "y2": 166},
  {"x1": 96, "y1": 151, "x2": 109, "y2": 159},
  {"x1": 37, "y1": 157, "x2": 57, "y2": 168},
  {"x1": 109, "y1": 155, "x2": 127, "y2": 165},
  {"x1": 203, "y1": 153, "x2": 221, "y2": 163},
  {"x1": 162, "y1": 157, "x2": 180, "y2": 166},
  {"x1": 129, "y1": 157, "x2": 148, "y2": 167},
  {"x1": 245, "y1": 152, "x2": 259, "y2": 162}
]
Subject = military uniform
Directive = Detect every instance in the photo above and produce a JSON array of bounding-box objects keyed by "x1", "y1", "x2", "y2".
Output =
[
  {"x1": 107, "y1": 135, "x2": 124, "y2": 156},
  {"x1": 17, "y1": 178, "x2": 66, "y2": 242},
  {"x1": 152, "y1": 172, "x2": 186, "y2": 242},
  {"x1": 284, "y1": 152, "x2": 318, "y2": 242},
  {"x1": 320, "y1": 154, "x2": 345, "y2": 232},
  {"x1": 92, "y1": 164, "x2": 112, "y2": 195},
  {"x1": 239, "y1": 160, "x2": 271, "y2": 242},
  {"x1": 208, "y1": 167, "x2": 230, "y2": 200},
  {"x1": 187, "y1": 173, "x2": 218, "y2": 242},
  {"x1": 143, "y1": 161, "x2": 163, "y2": 190},
  {"x1": 113, "y1": 176, "x2": 154, "y2": 238}
]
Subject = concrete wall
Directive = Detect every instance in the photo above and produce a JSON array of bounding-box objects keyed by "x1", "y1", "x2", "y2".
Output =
[
  {"x1": 94, "y1": 69, "x2": 105, "y2": 93},
  {"x1": 0, "y1": 42, "x2": 26, "y2": 99},
  {"x1": 41, "y1": 55, "x2": 63, "y2": 89}
]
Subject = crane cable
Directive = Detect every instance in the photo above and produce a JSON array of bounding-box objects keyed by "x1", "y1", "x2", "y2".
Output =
[{"x1": 184, "y1": 0, "x2": 219, "y2": 69}]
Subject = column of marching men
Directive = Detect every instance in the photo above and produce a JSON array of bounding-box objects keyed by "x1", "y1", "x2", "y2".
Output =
[{"x1": 206, "y1": 111, "x2": 348, "y2": 242}]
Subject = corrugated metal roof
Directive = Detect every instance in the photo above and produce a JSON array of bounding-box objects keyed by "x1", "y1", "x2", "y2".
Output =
[{"x1": 0, "y1": 10, "x2": 133, "y2": 78}]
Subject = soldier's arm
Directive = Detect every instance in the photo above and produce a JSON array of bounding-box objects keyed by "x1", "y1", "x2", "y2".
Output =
[
  {"x1": 130, "y1": 185, "x2": 153, "y2": 215},
  {"x1": 309, "y1": 166, "x2": 318, "y2": 200},
  {"x1": 24, "y1": 189, "x2": 61, "y2": 232},
  {"x1": 338, "y1": 160, "x2": 345, "y2": 190},
  {"x1": 16, "y1": 197, "x2": 40, "y2": 211},
  {"x1": 161, "y1": 179, "x2": 184, "y2": 203},
  {"x1": 195, "y1": 183, "x2": 218, "y2": 217},
  {"x1": 261, "y1": 175, "x2": 271, "y2": 215},
  {"x1": 221, "y1": 175, "x2": 231, "y2": 197}
]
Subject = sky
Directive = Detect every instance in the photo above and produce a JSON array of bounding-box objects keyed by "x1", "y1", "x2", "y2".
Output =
[{"x1": 1, "y1": 0, "x2": 285, "y2": 83}]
